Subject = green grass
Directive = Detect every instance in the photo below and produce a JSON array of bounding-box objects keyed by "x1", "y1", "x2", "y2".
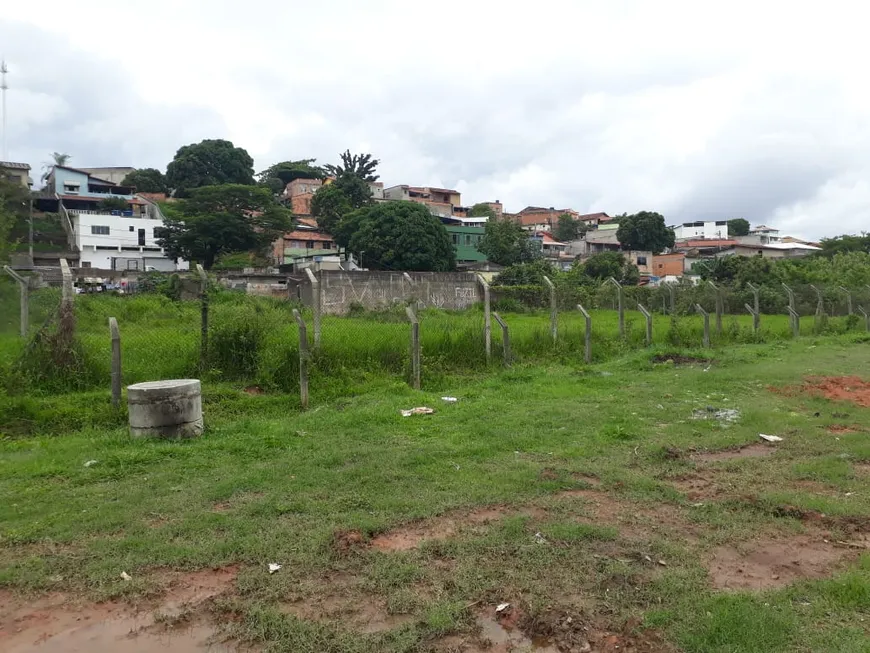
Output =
[{"x1": 2, "y1": 335, "x2": 870, "y2": 651}]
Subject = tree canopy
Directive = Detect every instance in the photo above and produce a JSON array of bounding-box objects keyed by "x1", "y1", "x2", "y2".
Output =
[
  {"x1": 256, "y1": 159, "x2": 325, "y2": 194},
  {"x1": 578, "y1": 251, "x2": 639, "y2": 284},
  {"x1": 491, "y1": 259, "x2": 555, "y2": 286},
  {"x1": 727, "y1": 218, "x2": 750, "y2": 237},
  {"x1": 818, "y1": 233, "x2": 870, "y2": 257},
  {"x1": 338, "y1": 202, "x2": 455, "y2": 271},
  {"x1": 310, "y1": 184, "x2": 353, "y2": 235},
  {"x1": 323, "y1": 150, "x2": 380, "y2": 182},
  {"x1": 165, "y1": 140, "x2": 255, "y2": 197},
  {"x1": 615, "y1": 211, "x2": 675, "y2": 253},
  {"x1": 478, "y1": 219, "x2": 539, "y2": 266},
  {"x1": 553, "y1": 214, "x2": 588, "y2": 242},
  {"x1": 121, "y1": 168, "x2": 168, "y2": 194},
  {"x1": 468, "y1": 203, "x2": 497, "y2": 219},
  {"x1": 156, "y1": 184, "x2": 292, "y2": 269},
  {"x1": 0, "y1": 178, "x2": 30, "y2": 261}
]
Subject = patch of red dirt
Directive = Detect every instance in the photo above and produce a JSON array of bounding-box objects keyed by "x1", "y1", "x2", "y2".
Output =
[
  {"x1": 282, "y1": 595, "x2": 413, "y2": 634},
  {"x1": 0, "y1": 567, "x2": 241, "y2": 652},
  {"x1": 692, "y1": 443, "x2": 775, "y2": 463},
  {"x1": 370, "y1": 506, "x2": 520, "y2": 552},
  {"x1": 332, "y1": 529, "x2": 366, "y2": 553},
  {"x1": 708, "y1": 534, "x2": 859, "y2": 590},
  {"x1": 779, "y1": 376, "x2": 870, "y2": 408},
  {"x1": 243, "y1": 385, "x2": 264, "y2": 395},
  {"x1": 827, "y1": 424, "x2": 862, "y2": 434},
  {"x1": 672, "y1": 474, "x2": 721, "y2": 501}
]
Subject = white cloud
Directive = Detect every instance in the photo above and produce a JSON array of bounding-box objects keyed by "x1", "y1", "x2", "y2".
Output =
[{"x1": 3, "y1": 0, "x2": 870, "y2": 238}]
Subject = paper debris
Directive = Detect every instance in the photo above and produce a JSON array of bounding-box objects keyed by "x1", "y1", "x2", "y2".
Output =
[
  {"x1": 400, "y1": 407, "x2": 434, "y2": 417},
  {"x1": 441, "y1": 396, "x2": 458, "y2": 403},
  {"x1": 120, "y1": 571, "x2": 132, "y2": 581},
  {"x1": 268, "y1": 563, "x2": 282, "y2": 574},
  {"x1": 496, "y1": 603, "x2": 511, "y2": 613},
  {"x1": 759, "y1": 433, "x2": 783, "y2": 442},
  {"x1": 84, "y1": 460, "x2": 98, "y2": 467},
  {"x1": 534, "y1": 532, "x2": 548, "y2": 545}
]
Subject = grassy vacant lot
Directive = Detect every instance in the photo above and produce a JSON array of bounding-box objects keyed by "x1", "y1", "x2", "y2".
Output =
[{"x1": 3, "y1": 334, "x2": 870, "y2": 652}]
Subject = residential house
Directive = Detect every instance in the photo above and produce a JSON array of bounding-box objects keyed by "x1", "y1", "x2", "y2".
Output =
[
  {"x1": 577, "y1": 212, "x2": 611, "y2": 227},
  {"x1": 736, "y1": 224, "x2": 783, "y2": 247},
  {"x1": 78, "y1": 167, "x2": 136, "y2": 185},
  {"x1": 34, "y1": 166, "x2": 184, "y2": 271},
  {"x1": 628, "y1": 251, "x2": 655, "y2": 275},
  {"x1": 671, "y1": 220, "x2": 729, "y2": 241},
  {"x1": 446, "y1": 225, "x2": 487, "y2": 263},
  {"x1": 672, "y1": 238, "x2": 738, "y2": 273},
  {"x1": 649, "y1": 253, "x2": 686, "y2": 278},
  {"x1": 283, "y1": 178, "x2": 323, "y2": 216},
  {"x1": 383, "y1": 185, "x2": 462, "y2": 219},
  {"x1": 715, "y1": 242, "x2": 821, "y2": 259},
  {"x1": 0, "y1": 161, "x2": 31, "y2": 187},
  {"x1": 484, "y1": 200, "x2": 504, "y2": 218},
  {"x1": 515, "y1": 206, "x2": 581, "y2": 231},
  {"x1": 531, "y1": 232, "x2": 570, "y2": 261},
  {"x1": 780, "y1": 235, "x2": 822, "y2": 247}
]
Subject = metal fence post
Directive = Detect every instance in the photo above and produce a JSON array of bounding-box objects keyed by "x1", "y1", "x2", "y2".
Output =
[
  {"x1": 405, "y1": 306, "x2": 421, "y2": 390},
  {"x1": 577, "y1": 303, "x2": 592, "y2": 364},
  {"x1": 3, "y1": 266, "x2": 29, "y2": 337},
  {"x1": 109, "y1": 317, "x2": 122, "y2": 408},
  {"x1": 839, "y1": 286, "x2": 853, "y2": 316},
  {"x1": 858, "y1": 306, "x2": 869, "y2": 332},
  {"x1": 543, "y1": 276, "x2": 557, "y2": 343},
  {"x1": 695, "y1": 304, "x2": 710, "y2": 348},
  {"x1": 787, "y1": 306, "x2": 800, "y2": 337},
  {"x1": 605, "y1": 277, "x2": 624, "y2": 337},
  {"x1": 478, "y1": 274, "x2": 492, "y2": 363},
  {"x1": 196, "y1": 264, "x2": 209, "y2": 371},
  {"x1": 493, "y1": 312, "x2": 511, "y2": 366},
  {"x1": 292, "y1": 309, "x2": 310, "y2": 409},
  {"x1": 637, "y1": 303, "x2": 653, "y2": 346},
  {"x1": 305, "y1": 268, "x2": 321, "y2": 348}
]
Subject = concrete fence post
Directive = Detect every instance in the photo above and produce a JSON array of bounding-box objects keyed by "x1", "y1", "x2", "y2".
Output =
[
  {"x1": 493, "y1": 312, "x2": 511, "y2": 366},
  {"x1": 542, "y1": 276, "x2": 557, "y2": 343},
  {"x1": 745, "y1": 303, "x2": 760, "y2": 335},
  {"x1": 477, "y1": 274, "x2": 492, "y2": 363},
  {"x1": 3, "y1": 266, "x2": 29, "y2": 338},
  {"x1": 305, "y1": 268, "x2": 321, "y2": 348},
  {"x1": 858, "y1": 306, "x2": 869, "y2": 332},
  {"x1": 787, "y1": 306, "x2": 801, "y2": 338},
  {"x1": 605, "y1": 277, "x2": 624, "y2": 337},
  {"x1": 667, "y1": 283, "x2": 676, "y2": 315},
  {"x1": 59, "y1": 258, "x2": 73, "y2": 310},
  {"x1": 637, "y1": 303, "x2": 653, "y2": 347},
  {"x1": 577, "y1": 303, "x2": 592, "y2": 364},
  {"x1": 708, "y1": 280, "x2": 723, "y2": 335},
  {"x1": 839, "y1": 286, "x2": 853, "y2": 316},
  {"x1": 109, "y1": 317, "x2": 122, "y2": 408},
  {"x1": 196, "y1": 264, "x2": 209, "y2": 371},
  {"x1": 405, "y1": 306, "x2": 421, "y2": 390},
  {"x1": 403, "y1": 272, "x2": 416, "y2": 308},
  {"x1": 747, "y1": 282, "x2": 761, "y2": 318},
  {"x1": 695, "y1": 304, "x2": 710, "y2": 348},
  {"x1": 292, "y1": 309, "x2": 310, "y2": 409},
  {"x1": 810, "y1": 284, "x2": 824, "y2": 317},
  {"x1": 782, "y1": 283, "x2": 796, "y2": 334}
]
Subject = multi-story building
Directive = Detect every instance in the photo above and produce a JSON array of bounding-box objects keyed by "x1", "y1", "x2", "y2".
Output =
[
  {"x1": 283, "y1": 178, "x2": 324, "y2": 216},
  {"x1": 35, "y1": 166, "x2": 184, "y2": 271},
  {"x1": 736, "y1": 225, "x2": 782, "y2": 246},
  {"x1": 78, "y1": 167, "x2": 136, "y2": 185},
  {"x1": 384, "y1": 185, "x2": 462, "y2": 219},
  {"x1": 446, "y1": 225, "x2": 486, "y2": 263},
  {"x1": 671, "y1": 220, "x2": 729, "y2": 241},
  {"x1": 0, "y1": 161, "x2": 31, "y2": 187},
  {"x1": 515, "y1": 206, "x2": 581, "y2": 231}
]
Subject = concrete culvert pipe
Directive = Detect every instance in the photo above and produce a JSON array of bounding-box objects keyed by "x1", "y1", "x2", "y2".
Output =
[{"x1": 127, "y1": 379, "x2": 203, "y2": 439}]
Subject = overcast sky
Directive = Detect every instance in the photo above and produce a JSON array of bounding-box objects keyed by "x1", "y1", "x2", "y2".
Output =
[{"x1": 2, "y1": 0, "x2": 868, "y2": 239}]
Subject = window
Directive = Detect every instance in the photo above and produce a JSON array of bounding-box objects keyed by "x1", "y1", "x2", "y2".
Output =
[
  {"x1": 129, "y1": 226, "x2": 135, "y2": 232},
  {"x1": 715, "y1": 221, "x2": 727, "y2": 226},
  {"x1": 127, "y1": 260, "x2": 140, "y2": 271},
  {"x1": 64, "y1": 183, "x2": 80, "y2": 193},
  {"x1": 81, "y1": 261, "x2": 92, "y2": 268},
  {"x1": 636, "y1": 256, "x2": 647, "y2": 265},
  {"x1": 91, "y1": 225, "x2": 110, "y2": 235},
  {"x1": 138, "y1": 228, "x2": 146, "y2": 247},
  {"x1": 451, "y1": 234, "x2": 459, "y2": 245}
]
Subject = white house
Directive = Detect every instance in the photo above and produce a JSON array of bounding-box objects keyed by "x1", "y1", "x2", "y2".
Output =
[
  {"x1": 74, "y1": 213, "x2": 188, "y2": 271},
  {"x1": 672, "y1": 220, "x2": 729, "y2": 241}
]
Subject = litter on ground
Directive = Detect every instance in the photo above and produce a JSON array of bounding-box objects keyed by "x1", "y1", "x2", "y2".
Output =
[
  {"x1": 84, "y1": 460, "x2": 98, "y2": 467},
  {"x1": 496, "y1": 603, "x2": 511, "y2": 613},
  {"x1": 268, "y1": 563, "x2": 282, "y2": 574},
  {"x1": 759, "y1": 433, "x2": 784, "y2": 442},
  {"x1": 120, "y1": 571, "x2": 132, "y2": 581},
  {"x1": 441, "y1": 396, "x2": 458, "y2": 403},
  {"x1": 692, "y1": 407, "x2": 741, "y2": 424},
  {"x1": 400, "y1": 407, "x2": 435, "y2": 417}
]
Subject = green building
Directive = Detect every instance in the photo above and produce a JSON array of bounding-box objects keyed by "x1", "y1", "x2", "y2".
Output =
[{"x1": 446, "y1": 225, "x2": 487, "y2": 263}]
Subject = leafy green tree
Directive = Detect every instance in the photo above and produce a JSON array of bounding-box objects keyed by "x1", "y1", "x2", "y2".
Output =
[
  {"x1": 478, "y1": 219, "x2": 539, "y2": 266},
  {"x1": 331, "y1": 174, "x2": 373, "y2": 208},
  {"x1": 553, "y1": 214, "x2": 589, "y2": 242},
  {"x1": 339, "y1": 202, "x2": 455, "y2": 271},
  {"x1": 727, "y1": 218, "x2": 750, "y2": 237},
  {"x1": 156, "y1": 185, "x2": 292, "y2": 269},
  {"x1": 616, "y1": 211, "x2": 675, "y2": 253},
  {"x1": 97, "y1": 197, "x2": 130, "y2": 212},
  {"x1": 580, "y1": 251, "x2": 638, "y2": 284},
  {"x1": 324, "y1": 150, "x2": 380, "y2": 182},
  {"x1": 121, "y1": 168, "x2": 168, "y2": 194},
  {"x1": 492, "y1": 260, "x2": 555, "y2": 286},
  {"x1": 818, "y1": 233, "x2": 870, "y2": 257},
  {"x1": 41, "y1": 152, "x2": 71, "y2": 183},
  {"x1": 310, "y1": 184, "x2": 353, "y2": 234},
  {"x1": 0, "y1": 178, "x2": 30, "y2": 261},
  {"x1": 256, "y1": 159, "x2": 325, "y2": 194},
  {"x1": 165, "y1": 139, "x2": 255, "y2": 197},
  {"x1": 469, "y1": 203, "x2": 497, "y2": 219}
]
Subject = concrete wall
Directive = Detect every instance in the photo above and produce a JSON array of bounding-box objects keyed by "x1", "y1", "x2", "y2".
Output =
[{"x1": 304, "y1": 270, "x2": 481, "y2": 314}]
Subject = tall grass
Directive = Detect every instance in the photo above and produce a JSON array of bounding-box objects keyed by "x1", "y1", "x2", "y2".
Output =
[{"x1": 0, "y1": 290, "x2": 865, "y2": 399}]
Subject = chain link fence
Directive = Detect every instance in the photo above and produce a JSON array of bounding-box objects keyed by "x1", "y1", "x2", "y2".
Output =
[{"x1": 2, "y1": 269, "x2": 869, "y2": 410}]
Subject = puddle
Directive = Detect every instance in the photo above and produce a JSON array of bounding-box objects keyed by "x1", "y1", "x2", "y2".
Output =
[
  {"x1": 476, "y1": 613, "x2": 558, "y2": 653},
  {"x1": 693, "y1": 443, "x2": 775, "y2": 463}
]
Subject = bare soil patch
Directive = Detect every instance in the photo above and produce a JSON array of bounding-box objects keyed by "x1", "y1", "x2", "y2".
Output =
[
  {"x1": 777, "y1": 376, "x2": 870, "y2": 408},
  {"x1": 282, "y1": 595, "x2": 413, "y2": 634},
  {"x1": 0, "y1": 566, "x2": 241, "y2": 652},
  {"x1": 692, "y1": 443, "x2": 775, "y2": 463},
  {"x1": 332, "y1": 529, "x2": 366, "y2": 553},
  {"x1": 827, "y1": 424, "x2": 863, "y2": 434},
  {"x1": 708, "y1": 534, "x2": 858, "y2": 590},
  {"x1": 672, "y1": 474, "x2": 721, "y2": 501}
]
